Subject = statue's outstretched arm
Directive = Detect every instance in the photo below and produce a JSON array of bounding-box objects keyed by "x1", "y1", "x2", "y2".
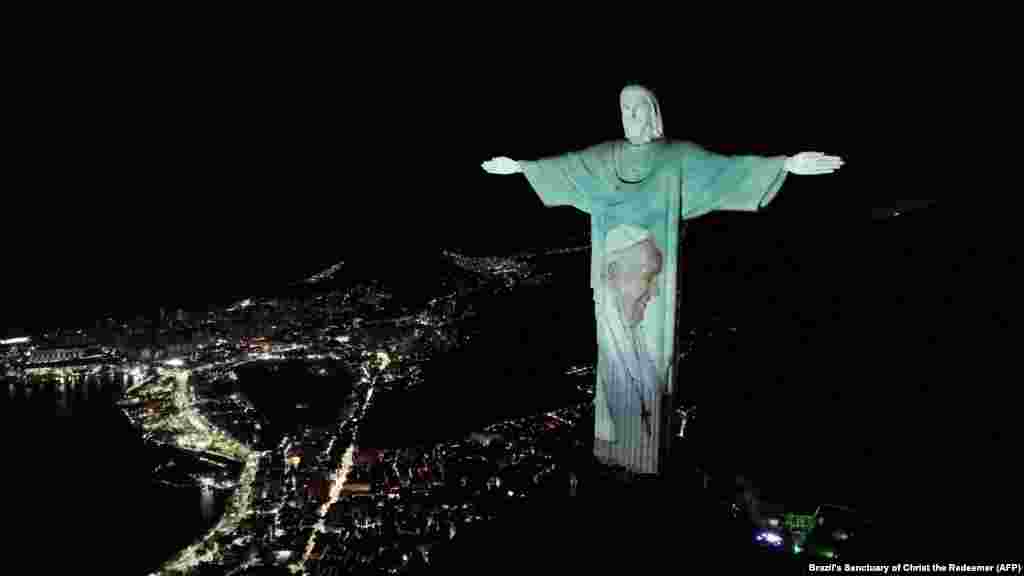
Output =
[
  {"x1": 481, "y1": 156, "x2": 522, "y2": 175},
  {"x1": 784, "y1": 151, "x2": 844, "y2": 175}
]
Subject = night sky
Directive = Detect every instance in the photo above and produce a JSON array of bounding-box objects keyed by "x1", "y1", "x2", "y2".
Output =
[{"x1": 3, "y1": 22, "x2": 998, "y2": 333}]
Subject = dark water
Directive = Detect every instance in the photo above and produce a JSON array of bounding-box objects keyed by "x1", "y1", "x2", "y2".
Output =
[
  {"x1": 358, "y1": 280, "x2": 596, "y2": 449},
  {"x1": 3, "y1": 375, "x2": 228, "y2": 575},
  {"x1": 227, "y1": 359, "x2": 357, "y2": 446}
]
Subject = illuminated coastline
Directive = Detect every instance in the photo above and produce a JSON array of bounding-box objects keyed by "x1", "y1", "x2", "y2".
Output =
[{"x1": 139, "y1": 367, "x2": 256, "y2": 575}]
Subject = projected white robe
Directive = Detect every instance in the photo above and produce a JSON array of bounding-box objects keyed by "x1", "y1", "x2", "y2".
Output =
[{"x1": 595, "y1": 285, "x2": 662, "y2": 469}]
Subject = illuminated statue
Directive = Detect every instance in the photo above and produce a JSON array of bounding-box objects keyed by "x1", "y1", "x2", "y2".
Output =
[{"x1": 482, "y1": 85, "x2": 843, "y2": 474}]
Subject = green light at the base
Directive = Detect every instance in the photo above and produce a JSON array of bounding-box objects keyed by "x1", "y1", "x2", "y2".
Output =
[{"x1": 793, "y1": 545, "x2": 802, "y2": 554}]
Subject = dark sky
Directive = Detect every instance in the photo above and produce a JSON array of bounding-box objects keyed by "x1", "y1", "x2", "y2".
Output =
[{"x1": 4, "y1": 25, "x2": 990, "y2": 331}]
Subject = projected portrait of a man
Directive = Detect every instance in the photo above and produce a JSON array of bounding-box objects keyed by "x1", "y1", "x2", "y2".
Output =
[{"x1": 594, "y1": 224, "x2": 665, "y2": 471}]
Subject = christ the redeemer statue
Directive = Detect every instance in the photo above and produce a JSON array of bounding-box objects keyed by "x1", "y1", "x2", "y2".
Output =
[{"x1": 482, "y1": 85, "x2": 843, "y2": 475}]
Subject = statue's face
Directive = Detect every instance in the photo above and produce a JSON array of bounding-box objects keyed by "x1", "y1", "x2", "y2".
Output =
[
  {"x1": 621, "y1": 89, "x2": 654, "y2": 145},
  {"x1": 611, "y1": 239, "x2": 663, "y2": 326}
]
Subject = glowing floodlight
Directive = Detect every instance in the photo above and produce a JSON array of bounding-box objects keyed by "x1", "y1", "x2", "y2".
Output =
[{"x1": 756, "y1": 531, "x2": 784, "y2": 547}]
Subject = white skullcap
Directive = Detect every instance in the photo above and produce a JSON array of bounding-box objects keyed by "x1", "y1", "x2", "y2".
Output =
[{"x1": 605, "y1": 224, "x2": 652, "y2": 254}]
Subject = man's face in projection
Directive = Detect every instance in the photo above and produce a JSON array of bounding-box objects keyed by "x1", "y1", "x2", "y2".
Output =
[
  {"x1": 611, "y1": 239, "x2": 663, "y2": 326},
  {"x1": 621, "y1": 89, "x2": 653, "y2": 144}
]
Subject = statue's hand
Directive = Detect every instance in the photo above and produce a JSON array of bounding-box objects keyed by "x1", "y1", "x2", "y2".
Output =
[
  {"x1": 784, "y1": 151, "x2": 844, "y2": 175},
  {"x1": 481, "y1": 156, "x2": 521, "y2": 175}
]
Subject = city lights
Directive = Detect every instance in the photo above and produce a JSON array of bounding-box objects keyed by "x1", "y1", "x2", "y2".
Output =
[
  {"x1": 7, "y1": 243, "x2": 693, "y2": 574},
  {"x1": 227, "y1": 298, "x2": 255, "y2": 311}
]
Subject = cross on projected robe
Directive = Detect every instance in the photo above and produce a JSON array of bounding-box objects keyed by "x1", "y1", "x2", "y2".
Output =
[{"x1": 520, "y1": 139, "x2": 789, "y2": 474}]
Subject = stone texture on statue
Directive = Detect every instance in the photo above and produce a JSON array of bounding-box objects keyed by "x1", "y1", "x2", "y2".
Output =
[{"x1": 518, "y1": 88, "x2": 790, "y2": 474}]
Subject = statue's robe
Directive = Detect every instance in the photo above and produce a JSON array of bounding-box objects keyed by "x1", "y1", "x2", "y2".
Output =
[{"x1": 521, "y1": 139, "x2": 788, "y2": 474}]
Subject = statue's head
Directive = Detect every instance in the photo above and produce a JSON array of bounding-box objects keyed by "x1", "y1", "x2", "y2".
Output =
[
  {"x1": 620, "y1": 85, "x2": 664, "y2": 145},
  {"x1": 604, "y1": 224, "x2": 664, "y2": 326}
]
